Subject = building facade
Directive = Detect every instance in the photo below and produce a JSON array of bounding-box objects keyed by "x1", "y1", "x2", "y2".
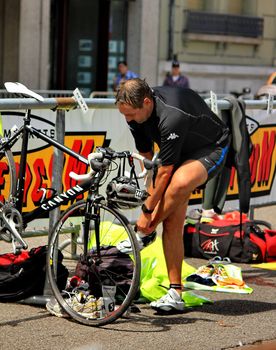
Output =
[
  {"x1": 0, "y1": 0, "x2": 275, "y2": 95},
  {"x1": 158, "y1": 0, "x2": 276, "y2": 94},
  {"x1": 0, "y1": 0, "x2": 136, "y2": 94}
]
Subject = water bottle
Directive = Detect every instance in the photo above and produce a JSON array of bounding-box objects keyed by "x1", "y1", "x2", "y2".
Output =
[{"x1": 101, "y1": 279, "x2": 116, "y2": 314}]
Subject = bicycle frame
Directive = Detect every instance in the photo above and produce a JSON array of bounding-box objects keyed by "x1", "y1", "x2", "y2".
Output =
[{"x1": 0, "y1": 108, "x2": 90, "y2": 227}]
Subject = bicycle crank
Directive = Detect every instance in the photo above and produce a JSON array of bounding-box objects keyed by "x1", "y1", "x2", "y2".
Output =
[{"x1": 0, "y1": 204, "x2": 27, "y2": 251}]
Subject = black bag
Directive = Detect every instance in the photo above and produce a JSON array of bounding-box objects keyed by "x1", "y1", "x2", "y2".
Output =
[
  {"x1": 74, "y1": 245, "x2": 136, "y2": 299},
  {"x1": 184, "y1": 220, "x2": 266, "y2": 263},
  {"x1": 0, "y1": 246, "x2": 68, "y2": 302}
]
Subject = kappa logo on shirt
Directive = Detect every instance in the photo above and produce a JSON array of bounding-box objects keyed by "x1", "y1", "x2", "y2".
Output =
[{"x1": 167, "y1": 132, "x2": 179, "y2": 140}]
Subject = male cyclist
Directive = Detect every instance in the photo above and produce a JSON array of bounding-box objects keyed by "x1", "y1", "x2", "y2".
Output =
[{"x1": 115, "y1": 78, "x2": 230, "y2": 312}]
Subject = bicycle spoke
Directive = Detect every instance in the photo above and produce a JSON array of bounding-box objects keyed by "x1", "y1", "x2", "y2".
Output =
[{"x1": 47, "y1": 200, "x2": 140, "y2": 326}]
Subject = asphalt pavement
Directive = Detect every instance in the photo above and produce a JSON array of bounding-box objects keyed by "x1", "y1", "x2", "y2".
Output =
[{"x1": 0, "y1": 206, "x2": 275, "y2": 350}]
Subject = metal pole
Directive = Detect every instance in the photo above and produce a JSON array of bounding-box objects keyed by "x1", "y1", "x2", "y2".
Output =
[
  {"x1": 168, "y1": 0, "x2": 175, "y2": 60},
  {"x1": 43, "y1": 109, "x2": 65, "y2": 297},
  {"x1": 0, "y1": 96, "x2": 275, "y2": 110},
  {"x1": 23, "y1": 109, "x2": 65, "y2": 305}
]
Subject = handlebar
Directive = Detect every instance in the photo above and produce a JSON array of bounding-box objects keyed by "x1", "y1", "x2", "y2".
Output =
[{"x1": 69, "y1": 147, "x2": 161, "y2": 182}]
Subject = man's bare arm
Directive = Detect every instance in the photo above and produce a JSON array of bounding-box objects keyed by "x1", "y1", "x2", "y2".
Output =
[
  {"x1": 138, "y1": 151, "x2": 174, "y2": 211},
  {"x1": 143, "y1": 164, "x2": 174, "y2": 212}
]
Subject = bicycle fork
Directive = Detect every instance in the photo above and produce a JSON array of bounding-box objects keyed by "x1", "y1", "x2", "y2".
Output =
[{"x1": 81, "y1": 196, "x2": 104, "y2": 261}]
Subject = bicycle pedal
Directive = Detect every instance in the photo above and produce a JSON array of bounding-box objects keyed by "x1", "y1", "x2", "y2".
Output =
[
  {"x1": 12, "y1": 238, "x2": 28, "y2": 254},
  {"x1": 0, "y1": 228, "x2": 12, "y2": 242}
]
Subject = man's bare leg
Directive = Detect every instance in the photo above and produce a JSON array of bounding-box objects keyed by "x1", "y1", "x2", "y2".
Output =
[
  {"x1": 162, "y1": 199, "x2": 188, "y2": 294},
  {"x1": 150, "y1": 160, "x2": 208, "y2": 230},
  {"x1": 150, "y1": 160, "x2": 208, "y2": 294}
]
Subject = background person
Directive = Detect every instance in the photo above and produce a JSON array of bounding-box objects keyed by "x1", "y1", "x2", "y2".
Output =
[
  {"x1": 163, "y1": 60, "x2": 190, "y2": 88},
  {"x1": 113, "y1": 60, "x2": 138, "y2": 91},
  {"x1": 115, "y1": 78, "x2": 230, "y2": 312}
]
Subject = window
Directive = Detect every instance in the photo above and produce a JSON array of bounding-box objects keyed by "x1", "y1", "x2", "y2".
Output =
[
  {"x1": 183, "y1": 11, "x2": 263, "y2": 38},
  {"x1": 51, "y1": 0, "x2": 129, "y2": 94},
  {"x1": 107, "y1": 1, "x2": 128, "y2": 91}
]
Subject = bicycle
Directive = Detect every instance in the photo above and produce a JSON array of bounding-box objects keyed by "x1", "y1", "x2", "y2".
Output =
[
  {"x1": 47, "y1": 146, "x2": 159, "y2": 326},
  {"x1": 0, "y1": 82, "x2": 89, "y2": 253},
  {"x1": 0, "y1": 82, "x2": 159, "y2": 326}
]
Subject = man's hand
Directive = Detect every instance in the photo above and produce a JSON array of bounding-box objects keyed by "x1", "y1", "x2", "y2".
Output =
[{"x1": 136, "y1": 212, "x2": 154, "y2": 234}]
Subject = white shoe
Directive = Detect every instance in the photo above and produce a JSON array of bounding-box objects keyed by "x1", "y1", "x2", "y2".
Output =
[
  {"x1": 46, "y1": 293, "x2": 104, "y2": 319},
  {"x1": 186, "y1": 209, "x2": 202, "y2": 224},
  {"x1": 150, "y1": 288, "x2": 185, "y2": 312},
  {"x1": 200, "y1": 209, "x2": 224, "y2": 223},
  {"x1": 117, "y1": 230, "x2": 157, "y2": 254},
  {"x1": 46, "y1": 297, "x2": 69, "y2": 318}
]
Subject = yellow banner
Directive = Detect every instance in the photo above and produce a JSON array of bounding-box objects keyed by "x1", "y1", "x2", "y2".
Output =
[
  {"x1": 227, "y1": 125, "x2": 276, "y2": 196},
  {"x1": 0, "y1": 133, "x2": 107, "y2": 212},
  {"x1": 0, "y1": 118, "x2": 275, "y2": 211},
  {"x1": 189, "y1": 124, "x2": 276, "y2": 201},
  {"x1": 0, "y1": 112, "x2": 3, "y2": 137}
]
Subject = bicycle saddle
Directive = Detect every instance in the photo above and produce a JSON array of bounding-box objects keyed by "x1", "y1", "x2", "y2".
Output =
[{"x1": 4, "y1": 82, "x2": 44, "y2": 101}]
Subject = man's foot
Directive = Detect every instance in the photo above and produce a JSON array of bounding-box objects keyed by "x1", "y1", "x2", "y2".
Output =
[
  {"x1": 116, "y1": 229, "x2": 157, "y2": 254},
  {"x1": 150, "y1": 288, "x2": 185, "y2": 312}
]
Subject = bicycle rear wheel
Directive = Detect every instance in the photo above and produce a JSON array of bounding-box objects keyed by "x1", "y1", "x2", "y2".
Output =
[
  {"x1": 47, "y1": 200, "x2": 141, "y2": 326},
  {"x1": 0, "y1": 148, "x2": 16, "y2": 203}
]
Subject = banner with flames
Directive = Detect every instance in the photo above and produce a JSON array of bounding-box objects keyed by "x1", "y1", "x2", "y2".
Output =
[{"x1": 0, "y1": 107, "x2": 275, "y2": 213}]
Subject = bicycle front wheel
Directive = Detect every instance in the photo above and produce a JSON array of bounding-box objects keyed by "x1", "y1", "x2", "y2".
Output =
[
  {"x1": 0, "y1": 148, "x2": 16, "y2": 203},
  {"x1": 47, "y1": 200, "x2": 141, "y2": 326}
]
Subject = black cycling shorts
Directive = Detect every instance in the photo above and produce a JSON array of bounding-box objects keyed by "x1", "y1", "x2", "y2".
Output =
[{"x1": 188, "y1": 137, "x2": 231, "y2": 181}]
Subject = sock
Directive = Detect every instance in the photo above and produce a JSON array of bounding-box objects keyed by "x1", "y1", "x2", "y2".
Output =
[
  {"x1": 136, "y1": 231, "x2": 147, "y2": 238},
  {"x1": 170, "y1": 284, "x2": 183, "y2": 297}
]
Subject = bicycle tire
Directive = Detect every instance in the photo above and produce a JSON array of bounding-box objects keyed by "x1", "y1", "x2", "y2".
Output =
[
  {"x1": 0, "y1": 148, "x2": 16, "y2": 203},
  {"x1": 47, "y1": 199, "x2": 141, "y2": 326}
]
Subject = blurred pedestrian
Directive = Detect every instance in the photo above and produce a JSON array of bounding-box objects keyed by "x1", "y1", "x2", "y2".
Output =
[
  {"x1": 113, "y1": 61, "x2": 138, "y2": 91},
  {"x1": 163, "y1": 60, "x2": 190, "y2": 88}
]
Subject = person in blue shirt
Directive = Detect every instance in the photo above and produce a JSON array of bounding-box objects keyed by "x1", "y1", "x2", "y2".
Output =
[
  {"x1": 163, "y1": 60, "x2": 190, "y2": 89},
  {"x1": 113, "y1": 61, "x2": 138, "y2": 91}
]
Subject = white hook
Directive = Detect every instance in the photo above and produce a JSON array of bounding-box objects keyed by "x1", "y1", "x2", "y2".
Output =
[
  {"x1": 267, "y1": 93, "x2": 274, "y2": 114},
  {"x1": 210, "y1": 90, "x2": 218, "y2": 115}
]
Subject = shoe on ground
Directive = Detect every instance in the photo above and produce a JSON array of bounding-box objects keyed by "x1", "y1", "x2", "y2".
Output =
[
  {"x1": 185, "y1": 208, "x2": 202, "y2": 224},
  {"x1": 117, "y1": 230, "x2": 157, "y2": 254},
  {"x1": 150, "y1": 288, "x2": 185, "y2": 312},
  {"x1": 68, "y1": 293, "x2": 103, "y2": 318},
  {"x1": 46, "y1": 297, "x2": 69, "y2": 318},
  {"x1": 46, "y1": 293, "x2": 104, "y2": 319},
  {"x1": 200, "y1": 209, "x2": 224, "y2": 223}
]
